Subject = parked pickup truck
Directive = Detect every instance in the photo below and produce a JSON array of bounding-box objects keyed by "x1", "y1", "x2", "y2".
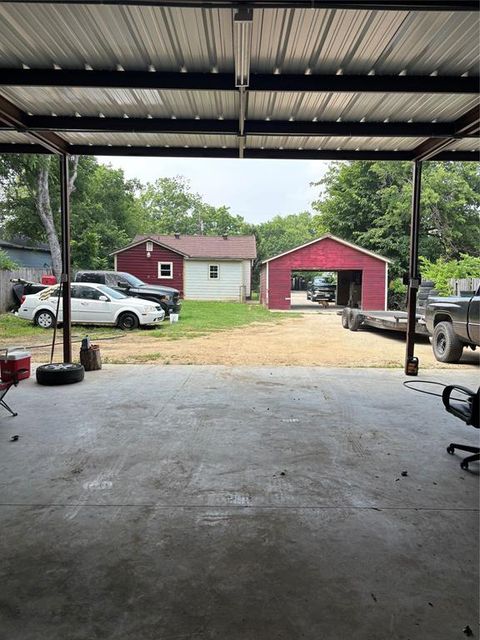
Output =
[
  {"x1": 425, "y1": 287, "x2": 480, "y2": 362},
  {"x1": 74, "y1": 270, "x2": 181, "y2": 316},
  {"x1": 306, "y1": 277, "x2": 336, "y2": 303}
]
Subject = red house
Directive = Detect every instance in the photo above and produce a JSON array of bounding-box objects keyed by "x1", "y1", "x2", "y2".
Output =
[
  {"x1": 112, "y1": 234, "x2": 257, "y2": 300},
  {"x1": 260, "y1": 234, "x2": 390, "y2": 311}
]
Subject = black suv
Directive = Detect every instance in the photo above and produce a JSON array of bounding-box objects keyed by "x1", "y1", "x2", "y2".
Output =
[
  {"x1": 306, "y1": 277, "x2": 336, "y2": 303},
  {"x1": 74, "y1": 271, "x2": 181, "y2": 316}
]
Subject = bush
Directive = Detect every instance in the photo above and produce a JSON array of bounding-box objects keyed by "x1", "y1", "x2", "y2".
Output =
[
  {"x1": 388, "y1": 278, "x2": 407, "y2": 310},
  {"x1": 0, "y1": 249, "x2": 19, "y2": 271},
  {"x1": 419, "y1": 254, "x2": 480, "y2": 295}
]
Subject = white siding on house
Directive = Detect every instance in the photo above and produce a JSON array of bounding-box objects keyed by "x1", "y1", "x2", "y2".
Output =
[{"x1": 184, "y1": 260, "x2": 245, "y2": 300}]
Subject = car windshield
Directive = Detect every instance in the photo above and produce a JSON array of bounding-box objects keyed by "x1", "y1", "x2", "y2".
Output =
[
  {"x1": 313, "y1": 278, "x2": 329, "y2": 285},
  {"x1": 97, "y1": 284, "x2": 128, "y2": 299},
  {"x1": 120, "y1": 273, "x2": 145, "y2": 287}
]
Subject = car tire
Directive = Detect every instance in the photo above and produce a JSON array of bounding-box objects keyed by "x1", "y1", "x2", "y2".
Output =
[
  {"x1": 348, "y1": 309, "x2": 363, "y2": 331},
  {"x1": 36, "y1": 363, "x2": 85, "y2": 386},
  {"x1": 117, "y1": 311, "x2": 139, "y2": 331},
  {"x1": 432, "y1": 321, "x2": 464, "y2": 363},
  {"x1": 159, "y1": 302, "x2": 169, "y2": 316},
  {"x1": 341, "y1": 308, "x2": 350, "y2": 329},
  {"x1": 34, "y1": 309, "x2": 56, "y2": 329}
]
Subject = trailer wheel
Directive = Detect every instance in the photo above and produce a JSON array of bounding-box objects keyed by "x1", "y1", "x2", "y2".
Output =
[
  {"x1": 432, "y1": 321, "x2": 463, "y2": 363},
  {"x1": 348, "y1": 309, "x2": 363, "y2": 331},
  {"x1": 341, "y1": 308, "x2": 349, "y2": 329},
  {"x1": 36, "y1": 363, "x2": 85, "y2": 386}
]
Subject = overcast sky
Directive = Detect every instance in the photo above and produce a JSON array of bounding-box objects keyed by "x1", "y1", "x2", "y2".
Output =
[{"x1": 98, "y1": 156, "x2": 330, "y2": 225}]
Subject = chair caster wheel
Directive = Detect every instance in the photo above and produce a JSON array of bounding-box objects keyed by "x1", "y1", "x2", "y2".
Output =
[
  {"x1": 461, "y1": 461, "x2": 469, "y2": 470},
  {"x1": 447, "y1": 445, "x2": 455, "y2": 455}
]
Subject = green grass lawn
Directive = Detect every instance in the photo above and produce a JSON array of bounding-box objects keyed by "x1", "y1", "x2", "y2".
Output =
[
  {"x1": 0, "y1": 301, "x2": 295, "y2": 346},
  {"x1": 148, "y1": 300, "x2": 292, "y2": 340}
]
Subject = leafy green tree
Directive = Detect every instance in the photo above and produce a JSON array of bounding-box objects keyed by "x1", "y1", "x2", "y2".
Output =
[
  {"x1": 419, "y1": 254, "x2": 480, "y2": 295},
  {"x1": 138, "y1": 176, "x2": 250, "y2": 236},
  {"x1": 312, "y1": 161, "x2": 480, "y2": 278},
  {"x1": 255, "y1": 211, "x2": 324, "y2": 263},
  {"x1": 0, "y1": 249, "x2": 18, "y2": 271},
  {"x1": 0, "y1": 155, "x2": 139, "y2": 273}
]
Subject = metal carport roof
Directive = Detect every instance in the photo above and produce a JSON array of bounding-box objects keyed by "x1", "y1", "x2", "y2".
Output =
[{"x1": 0, "y1": 0, "x2": 478, "y2": 161}]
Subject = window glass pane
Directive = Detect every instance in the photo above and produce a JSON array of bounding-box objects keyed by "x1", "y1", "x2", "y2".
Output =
[
  {"x1": 159, "y1": 263, "x2": 172, "y2": 277},
  {"x1": 77, "y1": 286, "x2": 102, "y2": 300},
  {"x1": 209, "y1": 265, "x2": 219, "y2": 279}
]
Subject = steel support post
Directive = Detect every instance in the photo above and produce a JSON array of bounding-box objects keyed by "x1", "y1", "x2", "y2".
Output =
[
  {"x1": 404, "y1": 160, "x2": 422, "y2": 376},
  {"x1": 60, "y1": 154, "x2": 72, "y2": 363}
]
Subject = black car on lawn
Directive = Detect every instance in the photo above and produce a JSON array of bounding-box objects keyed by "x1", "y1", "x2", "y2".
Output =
[{"x1": 74, "y1": 270, "x2": 182, "y2": 316}]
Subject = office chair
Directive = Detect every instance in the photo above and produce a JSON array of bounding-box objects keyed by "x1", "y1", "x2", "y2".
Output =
[{"x1": 443, "y1": 385, "x2": 479, "y2": 471}]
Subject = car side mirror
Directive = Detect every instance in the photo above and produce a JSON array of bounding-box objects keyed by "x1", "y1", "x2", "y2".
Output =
[
  {"x1": 118, "y1": 282, "x2": 128, "y2": 289},
  {"x1": 99, "y1": 295, "x2": 108, "y2": 301}
]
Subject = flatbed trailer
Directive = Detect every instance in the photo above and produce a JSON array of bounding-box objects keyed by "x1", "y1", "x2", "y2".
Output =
[{"x1": 340, "y1": 308, "x2": 430, "y2": 336}]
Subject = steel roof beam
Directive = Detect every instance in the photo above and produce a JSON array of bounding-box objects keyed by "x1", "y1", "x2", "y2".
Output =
[
  {"x1": 0, "y1": 143, "x2": 478, "y2": 161},
  {"x1": 0, "y1": 69, "x2": 478, "y2": 95},
  {"x1": 3, "y1": 1, "x2": 477, "y2": 10},
  {"x1": 412, "y1": 105, "x2": 480, "y2": 161},
  {"x1": 0, "y1": 94, "x2": 69, "y2": 155},
  {"x1": 3, "y1": 115, "x2": 475, "y2": 139}
]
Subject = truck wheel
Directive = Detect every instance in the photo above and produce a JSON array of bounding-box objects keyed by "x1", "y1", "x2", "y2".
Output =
[
  {"x1": 117, "y1": 312, "x2": 139, "y2": 331},
  {"x1": 35, "y1": 310, "x2": 56, "y2": 329},
  {"x1": 36, "y1": 363, "x2": 85, "y2": 386},
  {"x1": 341, "y1": 308, "x2": 349, "y2": 329},
  {"x1": 348, "y1": 309, "x2": 363, "y2": 331},
  {"x1": 432, "y1": 321, "x2": 464, "y2": 363},
  {"x1": 159, "y1": 302, "x2": 169, "y2": 316}
]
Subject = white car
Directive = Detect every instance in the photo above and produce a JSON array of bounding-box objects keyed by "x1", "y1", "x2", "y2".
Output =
[{"x1": 18, "y1": 283, "x2": 165, "y2": 330}]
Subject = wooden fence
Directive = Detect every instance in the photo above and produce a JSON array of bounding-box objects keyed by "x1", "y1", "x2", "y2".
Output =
[
  {"x1": 448, "y1": 278, "x2": 480, "y2": 295},
  {"x1": 0, "y1": 267, "x2": 53, "y2": 313}
]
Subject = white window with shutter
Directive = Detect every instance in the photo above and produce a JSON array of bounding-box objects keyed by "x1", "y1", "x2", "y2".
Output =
[{"x1": 158, "y1": 262, "x2": 173, "y2": 279}]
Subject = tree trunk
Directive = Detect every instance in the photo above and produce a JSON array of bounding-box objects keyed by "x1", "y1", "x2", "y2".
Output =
[
  {"x1": 36, "y1": 157, "x2": 62, "y2": 280},
  {"x1": 35, "y1": 155, "x2": 79, "y2": 281}
]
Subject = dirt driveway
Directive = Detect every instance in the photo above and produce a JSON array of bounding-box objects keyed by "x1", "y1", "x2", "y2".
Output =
[{"x1": 27, "y1": 312, "x2": 479, "y2": 369}]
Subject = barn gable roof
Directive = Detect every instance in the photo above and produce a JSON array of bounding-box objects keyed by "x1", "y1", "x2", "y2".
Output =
[
  {"x1": 261, "y1": 234, "x2": 392, "y2": 265},
  {"x1": 112, "y1": 234, "x2": 257, "y2": 260}
]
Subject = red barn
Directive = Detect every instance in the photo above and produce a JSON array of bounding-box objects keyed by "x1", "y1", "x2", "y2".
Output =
[{"x1": 260, "y1": 234, "x2": 390, "y2": 311}]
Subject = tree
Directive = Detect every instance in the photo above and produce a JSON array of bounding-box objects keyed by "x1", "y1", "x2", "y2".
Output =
[
  {"x1": 0, "y1": 155, "x2": 139, "y2": 273},
  {"x1": 138, "y1": 176, "x2": 250, "y2": 236},
  {"x1": 0, "y1": 154, "x2": 79, "y2": 279},
  {"x1": 312, "y1": 161, "x2": 480, "y2": 277},
  {"x1": 255, "y1": 211, "x2": 323, "y2": 263}
]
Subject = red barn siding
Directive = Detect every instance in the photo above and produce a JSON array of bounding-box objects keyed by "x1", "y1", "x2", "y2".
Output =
[
  {"x1": 265, "y1": 237, "x2": 387, "y2": 311},
  {"x1": 116, "y1": 242, "x2": 184, "y2": 294}
]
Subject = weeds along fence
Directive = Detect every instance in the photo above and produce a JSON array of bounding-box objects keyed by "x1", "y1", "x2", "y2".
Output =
[
  {"x1": 449, "y1": 278, "x2": 480, "y2": 295},
  {"x1": 0, "y1": 268, "x2": 52, "y2": 313}
]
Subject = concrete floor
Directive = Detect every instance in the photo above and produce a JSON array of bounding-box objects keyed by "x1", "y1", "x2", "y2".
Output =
[{"x1": 0, "y1": 365, "x2": 478, "y2": 640}]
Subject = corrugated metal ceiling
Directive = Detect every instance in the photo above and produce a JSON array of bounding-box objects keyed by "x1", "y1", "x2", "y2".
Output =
[
  {"x1": 0, "y1": 3, "x2": 478, "y2": 158},
  {"x1": 0, "y1": 6, "x2": 478, "y2": 75}
]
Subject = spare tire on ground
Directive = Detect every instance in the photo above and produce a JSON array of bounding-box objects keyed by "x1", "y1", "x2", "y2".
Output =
[
  {"x1": 341, "y1": 308, "x2": 350, "y2": 329},
  {"x1": 36, "y1": 363, "x2": 85, "y2": 386}
]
